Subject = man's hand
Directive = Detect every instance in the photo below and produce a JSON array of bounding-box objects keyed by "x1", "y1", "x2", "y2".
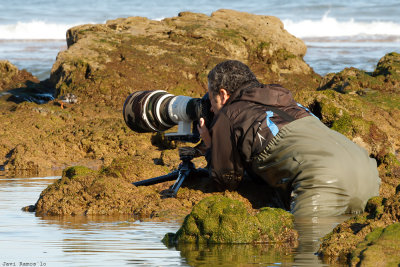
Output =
[{"x1": 197, "y1": 118, "x2": 211, "y2": 149}]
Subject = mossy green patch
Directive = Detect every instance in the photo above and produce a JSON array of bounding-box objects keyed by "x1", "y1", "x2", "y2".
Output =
[
  {"x1": 216, "y1": 28, "x2": 241, "y2": 40},
  {"x1": 163, "y1": 195, "x2": 297, "y2": 245},
  {"x1": 350, "y1": 223, "x2": 400, "y2": 266},
  {"x1": 365, "y1": 196, "x2": 385, "y2": 219},
  {"x1": 373, "y1": 52, "x2": 400, "y2": 78},
  {"x1": 319, "y1": 191, "x2": 400, "y2": 265},
  {"x1": 330, "y1": 112, "x2": 353, "y2": 136},
  {"x1": 275, "y1": 49, "x2": 297, "y2": 61},
  {"x1": 62, "y1": 165, "x2": 94, "y2": 179}
]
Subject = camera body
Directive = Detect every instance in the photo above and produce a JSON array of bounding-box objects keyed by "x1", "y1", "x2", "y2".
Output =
[{"x1": 123, "y1": 90, "x2": 213, "y2": 142}]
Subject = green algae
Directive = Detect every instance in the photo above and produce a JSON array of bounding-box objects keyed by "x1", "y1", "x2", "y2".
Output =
[
  {"x1": 365, "y1": 196, "x2": 385, "y2": 219},
  {"x1": 373, "y1": 52, "x2": 400, "y2": 79},
  {"x1": 163, "y1": 195, "x2": 297, "y2": 245},
  {"x1": 318, "y1": 192, "x2": 400, "y2": 265},
  {"x1": 350, "y1": 223, "x2": 400, "y2": 266},
  {"x1": 63, "y1": 166, "x2": 94, "y2": 179}
]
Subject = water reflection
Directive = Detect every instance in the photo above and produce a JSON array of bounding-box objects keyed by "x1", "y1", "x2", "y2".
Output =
[
  {"x1": 0, "y1": 175, "x2": 182, "y2": 266},
  {"x1": 169, "y1": 216, "x2": 350, "y2": 266},
  {"x1": 293, "y1": 216, "x2": 351, "y2": 266},
  {"x1": 0, "y1": 173, "x2": 349, "y2": 266},
  {"x1": 174, "y1": 243, "x2": 295, "y2": 266}
]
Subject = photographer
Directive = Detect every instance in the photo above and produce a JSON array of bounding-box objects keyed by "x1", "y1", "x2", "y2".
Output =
[{"x1": 197, "y1": 60, "x2": 381, "y2": 217}]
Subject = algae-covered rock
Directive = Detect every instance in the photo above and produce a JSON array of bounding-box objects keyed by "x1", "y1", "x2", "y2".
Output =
[
  {"x1": 33, "y1": 158, "x2": 191, "y2": 217},
  {"x1": 319, "y1": 52, "x2": 400, "y2": 94},
  {"x1": 350, "y1": 223, "x2": 400, "y2": 266},
  {"x1": 162, "y1": 195, "x2": 297, "y2": 244},
  {"x1": 50, "y1": 9, "x2": 318, "y2": 108},
  {"x1": 313, "y1": 53, "x2": 400, "y2": 166},
  {"x1": 0, "y1": 60, "x2": 53, "y2": 104},
  {"x1": 318, "y1": 191, "x2": 400, "y2": 265},
  {"x1": 32, "y1": 157, "x2": 287, "y2": 221},
  {"x1": 0, "y1": 60, "x2": 38, "y2": 91},
  {"x1": 373, "y1": 52, "x2": 400, "y2": 85}
]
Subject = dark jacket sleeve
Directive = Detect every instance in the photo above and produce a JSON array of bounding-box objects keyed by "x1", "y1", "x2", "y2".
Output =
[{"x1": 209, "y1": 112, "x2": 244, "y2": 191}]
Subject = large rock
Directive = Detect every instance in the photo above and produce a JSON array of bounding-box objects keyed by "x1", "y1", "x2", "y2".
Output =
[
  {"x1": 0, "y1": 60, "x2": 54, "y2": 105},
  {"x1": 318, "y1": 52, "x2": 400, "y2": 94},
  {"x1": 162, "y1": 195, "x2": 298, "y2": 244},
  {"x1": 30, "y1": 157, "x2": 288, "y2": 219},
  {"x1": 0, "y1": 60, "x2": 38, "y2": 91},
  {"x1": 296, "y1": 53, "x2": 400, "y2": 197},
  {"x1": 0, "y1": 12, "x2": 399, "y2": 237},
  {"x1": 350, "y1": 223, "x2": 400, "y2": 266},
  {"x1": 49, "y1": 9, "x2": 317, "y2": 107},
  {"x1": 318, "y1": 191, "x2": 400, "y2": 265}
]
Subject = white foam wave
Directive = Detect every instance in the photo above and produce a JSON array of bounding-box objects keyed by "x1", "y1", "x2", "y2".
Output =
[
  {"x1": 283, "y1": 13, "x2": 400, "y2": 40},
  {"x1": 0, "y1": 20, "x2": 82, "y2": 39},
  {"x1": 2, "y1": 15, "x2": 400, "y2": 41}
]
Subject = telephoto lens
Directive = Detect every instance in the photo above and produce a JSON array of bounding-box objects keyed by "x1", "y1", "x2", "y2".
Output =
[{"x1": 123, "y1": 90, "x2": 212, "y2": 137}]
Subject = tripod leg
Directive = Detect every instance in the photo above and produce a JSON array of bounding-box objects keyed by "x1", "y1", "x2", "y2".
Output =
[
  {"x1": 133, "y1": 170, "x2": 179, "y2": 186},
  {"x1": 163, "y1": 169, "x2": 191, "y2": 197}
]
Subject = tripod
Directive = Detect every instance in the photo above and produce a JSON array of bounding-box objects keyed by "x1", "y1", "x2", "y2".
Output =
[{"x1": 133, "y1": 147, "x2": 208, "y2": 197}]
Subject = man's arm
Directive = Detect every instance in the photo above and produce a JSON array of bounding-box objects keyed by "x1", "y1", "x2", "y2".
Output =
[{"x1": 205, "y1": 113, "x2": 244, "y2": 191}]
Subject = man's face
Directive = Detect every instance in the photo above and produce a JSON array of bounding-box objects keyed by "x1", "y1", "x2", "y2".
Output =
[{"x1": 207, "y1": 87, "x2": 224, "y2": 115}]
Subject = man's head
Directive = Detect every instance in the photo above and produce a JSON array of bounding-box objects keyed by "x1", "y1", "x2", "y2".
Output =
[
  {"x1": 207, "y1": 60, "x2": 258, "y2": 114},
  {"x1": 207, "y1": 60, "x2": 258, "y2": 96}
]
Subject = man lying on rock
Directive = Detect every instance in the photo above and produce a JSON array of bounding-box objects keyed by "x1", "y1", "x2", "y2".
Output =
[{"x1": 197, "y1": 60, "x2": 381, "y2": 217}]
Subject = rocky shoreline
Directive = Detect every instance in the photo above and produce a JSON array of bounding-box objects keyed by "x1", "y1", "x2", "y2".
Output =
[{"x1": 1, "y1": 9, "x2": 399, "y2": 264}]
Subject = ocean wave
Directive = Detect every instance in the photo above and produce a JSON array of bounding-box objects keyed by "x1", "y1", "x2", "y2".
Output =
[
  {"x1": 0, "y1": 21, "x2": 83, "y2": 39},
  {"x1": 1, "y1": 15, "x2": 400, "y2": 41},
  {"x1": 283, "y1": 13, "x2": 400, "y2": 40}
]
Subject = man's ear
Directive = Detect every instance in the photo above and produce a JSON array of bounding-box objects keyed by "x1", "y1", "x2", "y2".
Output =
[{"x1": 219, "y1": 88, "x2": 230, "y2": 104}]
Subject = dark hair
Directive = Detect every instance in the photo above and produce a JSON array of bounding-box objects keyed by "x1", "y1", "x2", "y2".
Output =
[{"x1": 207, "y1": 60, "x2": 258, "y2": 95}]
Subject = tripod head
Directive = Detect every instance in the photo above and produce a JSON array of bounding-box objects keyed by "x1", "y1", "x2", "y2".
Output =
[{"x1": 178, "y1": 146, "x2": 201, "y2": 161}]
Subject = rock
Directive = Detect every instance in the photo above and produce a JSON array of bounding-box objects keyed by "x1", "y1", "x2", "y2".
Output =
[
  {"x1": 295, "y1": 55, "x2": 400, "y2": 197},
  {"x1": 350, "y1": 223, "x2": 400, "y2": 266},
  {"x1": 162, "y1": 195, "x2": 298, "y2": 244},
  {"x1": 318, "y1": 52, "x2": 400, "y2": 94},
  {"x1": 0, "y1": 60, "x2": 54, "y2": 104},
  {"x1": 318, "y1": 191, "x2": 400, "y2": 264},
  {"x1": 49, "y1": 9, "x2": 318, "y2": 108},
  {"x1": 31, "y1": 154, "x2": 294, "y2": 220},
  {"x1": 0, "y1": 12, "x2": 399, "y2": 247},
  {"x1": 373, "y1": 52, "x2": 400, "y2": 85},
  {"x1": 0, "y1": 60, "x2": 37, "y2": 91}
]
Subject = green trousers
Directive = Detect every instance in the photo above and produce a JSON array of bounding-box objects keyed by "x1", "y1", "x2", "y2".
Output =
[{"x1": 252, "y1": 116, "x2": 381, "y2": 217}]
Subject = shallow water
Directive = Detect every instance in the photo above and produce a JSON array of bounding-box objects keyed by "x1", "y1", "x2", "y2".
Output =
[{"x1": 0, "y1": 173, "x2": 349, "y2": 266}]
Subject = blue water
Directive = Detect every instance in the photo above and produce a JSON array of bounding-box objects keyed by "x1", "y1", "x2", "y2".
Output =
[{"x1": 0, "y1": 0, "x2": 399, "y2": 79}]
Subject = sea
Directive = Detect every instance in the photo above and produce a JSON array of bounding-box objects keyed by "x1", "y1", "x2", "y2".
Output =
[{"x1": 1, "y1": 0, "x2": 399, "y2": 81}]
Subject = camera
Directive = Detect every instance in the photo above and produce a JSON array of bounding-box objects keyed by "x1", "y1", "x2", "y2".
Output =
[{"x1": 123, "y1": 90, "x2": 213, "y2": 142}]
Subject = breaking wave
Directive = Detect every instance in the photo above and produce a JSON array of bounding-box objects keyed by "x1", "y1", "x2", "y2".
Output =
[
  {"x1": 1, "y1": 14, "x2": 399, "y2": 43},
  {"x1": 283, "y1": 13, "x2": 400, "y2": 41},
  {"x1": 0, "y1": 20, "x2": 84, "y2": 39}
]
